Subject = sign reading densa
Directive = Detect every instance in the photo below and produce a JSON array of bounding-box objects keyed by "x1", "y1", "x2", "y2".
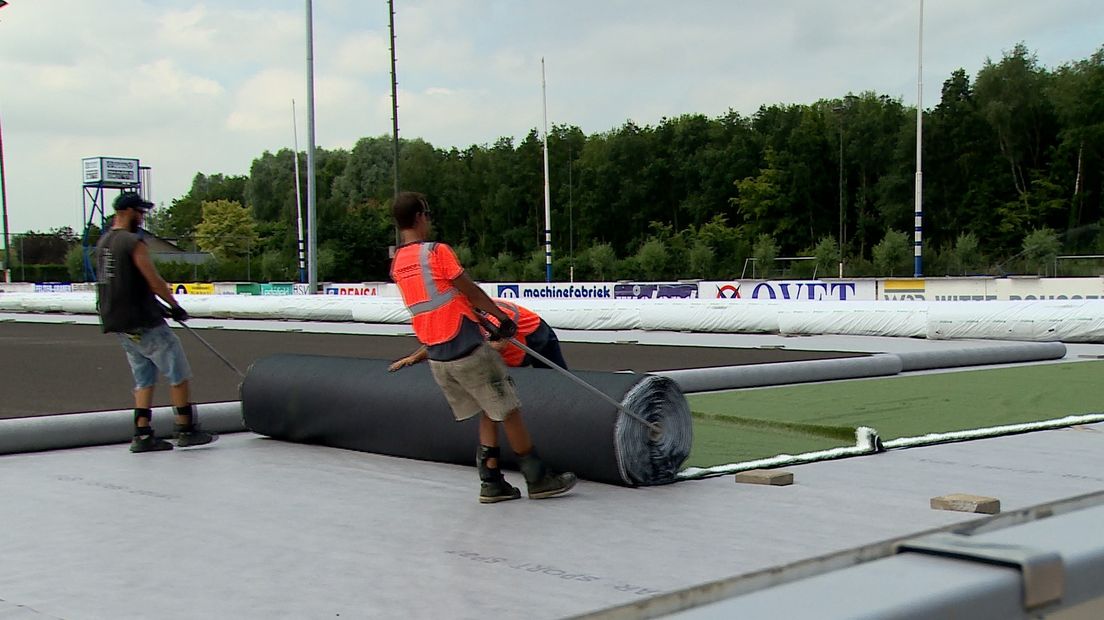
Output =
[{"x1": 324, "y1": 284, "x2": 380, "y2": 295}]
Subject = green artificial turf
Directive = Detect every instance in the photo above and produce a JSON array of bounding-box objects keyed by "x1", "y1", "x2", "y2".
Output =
[{"x1": 683, "y1": 360, "x2": 1104, "y2": 468}]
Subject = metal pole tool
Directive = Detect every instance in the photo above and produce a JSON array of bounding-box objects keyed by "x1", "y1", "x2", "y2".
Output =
[
  {"x1": 476, "y1": 312, "x2": 661, "y2": 436},
  {"x1": 175, "y1": 319, "x2": 246, "y2": 380}
]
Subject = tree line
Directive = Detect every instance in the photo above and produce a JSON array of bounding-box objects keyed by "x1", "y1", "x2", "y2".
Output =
[{"x1": 8, "y1": 43, "x2": 1103, "y2": 283}]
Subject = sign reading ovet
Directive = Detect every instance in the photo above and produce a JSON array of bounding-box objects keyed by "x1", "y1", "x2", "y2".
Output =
[{"x1": 700, "y1": 280, "x2": 876, "y2": 301}]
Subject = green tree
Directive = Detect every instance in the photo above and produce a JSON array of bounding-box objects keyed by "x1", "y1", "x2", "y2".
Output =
[
  {"x1": 687, "y1": 239, "x2": 715, "y2": 279},
  {"x1": 752, "y1": 234, "x2": 778, "y2": 278},
  {"x1": 195, "y1": 200, "x2": 259, "y2": 261},
  {"x1": 1021, "y1": 227, "x2": 1061, "y2": 275},
  {"x1": 261, "y1": 250, "x2": 295, "y2": 282},
  {"x1": 491, "y1": 251, "x2": 519, "y2": 281},
  {"x1": 872, "y1": 230, "x2": 911, "y2": 276},
  {"x1": 812, "y1": 235, "x2": 840, "y2": 278},
  {"x1": 588, "y1": 242, "x2": 617, "y2": 280},
  {"x1": 975, "y1": 44, "x2": 1061, "y2": 244},
  {"x1": 162, "y1": 173, "x2": 247, "y2": 242},
  {"x1": 635, "y1": 238, "x2": 669, "y2": 279},
  {"x1": 953, "y1": 232, "x2": 983, "y2": 275}
]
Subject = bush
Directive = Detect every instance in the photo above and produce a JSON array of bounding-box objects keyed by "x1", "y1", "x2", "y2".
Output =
[
  {"x1": 156, "y1": 261, "x2": 204, "y2": 283},
  {"x1": 13, "y1": 263, "x2": 71, "y2": 283},
  {"x1": 65, "y1": 245, "x2": 90, "y2": 282}
]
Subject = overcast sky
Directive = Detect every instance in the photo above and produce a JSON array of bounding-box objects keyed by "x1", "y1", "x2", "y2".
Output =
[{"x1": 0, "y1": 0, "x2": 1100, "y2": 236}]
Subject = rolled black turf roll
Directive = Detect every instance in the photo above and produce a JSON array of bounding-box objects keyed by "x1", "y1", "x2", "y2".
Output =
[{"x1": 241, "y1": 354, "x2": 692, "y2": 486}]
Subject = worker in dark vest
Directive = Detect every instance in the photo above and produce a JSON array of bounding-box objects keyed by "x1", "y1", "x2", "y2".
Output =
[
  {"x1": 95, "y1": 192, "x2": 217, "y2": 453},
  {"x1": 389, "y1": 299, "x2": 568, "y2": 372},
  {"x1": 389, "y1": 191, "x2": 575, "y2": 504}
]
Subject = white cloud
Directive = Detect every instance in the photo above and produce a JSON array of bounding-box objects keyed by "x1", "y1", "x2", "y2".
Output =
[{"x1": 0, "y1": 0, "x2": 1100, "y2": 233}]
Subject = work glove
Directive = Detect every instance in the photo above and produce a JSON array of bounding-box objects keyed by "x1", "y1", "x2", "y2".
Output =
[
  {"x1": 488, "y1": 317, "x2": 517, "y2": 341},
  {"x1": 169, "y1": 304, "x2": 189, "y2": 322}
]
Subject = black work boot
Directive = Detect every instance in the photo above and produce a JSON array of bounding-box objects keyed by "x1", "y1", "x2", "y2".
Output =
[
  {"x1": 130, "y1": 408, "x2": 172, "y2": 453},
  {"x1": 518, "y1": 449, "x2": 577, "y2": 499},
  {"x1": 477, "y1": 446, "x2": 521, "y2": 504},
  {"x1": 173, "y1": 404, "x2": 218, "y2": 448},
  {"x1": 130, "y1": 429, "x2": 173, "y2": 453}
]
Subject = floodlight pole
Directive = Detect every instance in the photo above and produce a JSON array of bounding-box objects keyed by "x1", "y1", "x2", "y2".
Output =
[
  {"x1": 389, "y1": 0, "x2": 400, "y2": 201},
  {"x1": 0, "y1": 109, "x2": 10, "y2": 281},
  {"x1": 291, "y1": 99, "x2": 306, "y2": 283},
  {"x1": 914, "y1": 0, "x2": 924, "y2": 277},
  {"x1": 389, "y1": 0, "x2": 401, "y2": 249},
  {"x1": 305, "y1": 0, "x2": 319, "y2": 293},
  {"x1": 541, "y1": 58, "x2": 552, "y2": 282}
]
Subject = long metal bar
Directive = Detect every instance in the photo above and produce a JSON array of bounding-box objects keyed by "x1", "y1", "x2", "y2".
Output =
[
  {"x1": 504, "y1": 334, "x2": 661, "y2": 435},
  {"x1": 176, "y1": 320, "x2": 245, "y2": 379}
]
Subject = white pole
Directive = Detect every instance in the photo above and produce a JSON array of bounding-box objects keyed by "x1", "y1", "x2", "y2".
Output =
[
  {"x1": 541, "y1": 58, "x2": 552, "y2": 282},
  {"x1": 291, "y1": 99, "x2": 306, "y2": 284},
  {"x1": 914, "y1": 0, "x2": 924, "y2": 277},
  {"x1": 305, "y1": 0, "x2": 319, "y2": 293}
]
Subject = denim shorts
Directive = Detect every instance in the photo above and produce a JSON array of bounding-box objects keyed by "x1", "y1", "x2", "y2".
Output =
[{"x1": 117, "y1": 323, "x2": 193, "y2": 389}]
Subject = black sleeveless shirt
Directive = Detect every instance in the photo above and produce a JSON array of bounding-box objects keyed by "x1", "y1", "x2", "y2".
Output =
[{"x1": 94, "y1": 229, "x2": 166, "y2": 333}]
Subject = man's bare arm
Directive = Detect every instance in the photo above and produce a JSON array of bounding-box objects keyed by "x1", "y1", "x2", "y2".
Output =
[{"x1": 132, "y1": 242, "x2": 180, "y2": 309}]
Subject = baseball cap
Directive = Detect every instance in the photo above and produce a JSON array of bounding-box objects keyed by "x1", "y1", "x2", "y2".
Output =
[{"x1": 114, "y1": 192, "x2": 154, "y2": 212}]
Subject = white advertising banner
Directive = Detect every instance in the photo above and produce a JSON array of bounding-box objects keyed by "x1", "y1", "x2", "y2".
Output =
[
  {"x1": 697, "y1": 280, "x2": 876, "y2": 301},
  {"x1": 893, "y1": 278, "x2": 1104, "y2": 301},
  {"x1": 324, "y1": 282, "x2": 388, "y2": 296},
  {"x1": 997, "y1": 277, "x2": 1104, "y2": 300},
  {"x1": 482, "y1": 283, "x2": 615, "y2": 300}
]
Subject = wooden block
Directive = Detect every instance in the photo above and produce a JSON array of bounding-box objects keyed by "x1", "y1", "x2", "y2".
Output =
[
  {"x1": 930, "y1": 494, "x2": 1000, "y2": 514},
  {"x1": 734, "y1": 469, "x2": 793, "y2": 486}
]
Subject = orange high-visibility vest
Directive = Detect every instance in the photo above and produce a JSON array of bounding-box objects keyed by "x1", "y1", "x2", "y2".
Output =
[
  {"x1": 486, "y1": 300, "x2": 542, "y2": 367},
  {"x1": 390, "y1": 242, "x2": 478, "y2": 345}
]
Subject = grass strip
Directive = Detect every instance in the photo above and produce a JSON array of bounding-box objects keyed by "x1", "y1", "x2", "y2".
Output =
[{"x1": 683, "y1": 360, "x2": 1104, "y2": 468}]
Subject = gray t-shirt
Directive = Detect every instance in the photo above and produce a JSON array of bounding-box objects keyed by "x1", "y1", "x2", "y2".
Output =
[{"x1": 94, "y1": 229, "x2": 165, "y2": 334}]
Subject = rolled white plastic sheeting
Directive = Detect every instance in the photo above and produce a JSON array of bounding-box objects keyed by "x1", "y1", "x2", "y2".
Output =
[
  {"x1": 0, "y1": 402, "x2": 246, "y2": 454},
  {"x1": 927, "y1": 300, "x2": 1104, "y2": 342},
  {"x1": 3, "y1": 293, "x2": 1104, "y2": 342},
  {"x1": 776, "y1": 302, "x2": 927, "y2": 338}
]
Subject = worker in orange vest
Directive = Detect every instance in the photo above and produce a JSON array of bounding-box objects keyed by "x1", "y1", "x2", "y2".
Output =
[
  {"x1": 389, "y1": 299, "x2": 568, "y2": 371},
  {"x1": 388, "y1": 191, "x2": 576, "y2": 504}
]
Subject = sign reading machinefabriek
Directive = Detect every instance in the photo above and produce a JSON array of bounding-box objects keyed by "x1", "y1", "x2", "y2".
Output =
[
  {"x1": 490, "y1": 283, "x2": 614, "y2": 299},
  {"x1": 82, "y1": 157, "x2": 140, "y2": 187}
]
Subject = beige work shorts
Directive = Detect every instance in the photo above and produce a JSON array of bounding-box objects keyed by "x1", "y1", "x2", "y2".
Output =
[{"x1": 428, "y1": 343, "x2": 521, "y2": 422}]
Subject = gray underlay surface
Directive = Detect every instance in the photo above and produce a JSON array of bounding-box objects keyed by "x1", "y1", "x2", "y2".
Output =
[{"x1": 2, "y1": 424, "x2": 1103, "y2": 620}]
